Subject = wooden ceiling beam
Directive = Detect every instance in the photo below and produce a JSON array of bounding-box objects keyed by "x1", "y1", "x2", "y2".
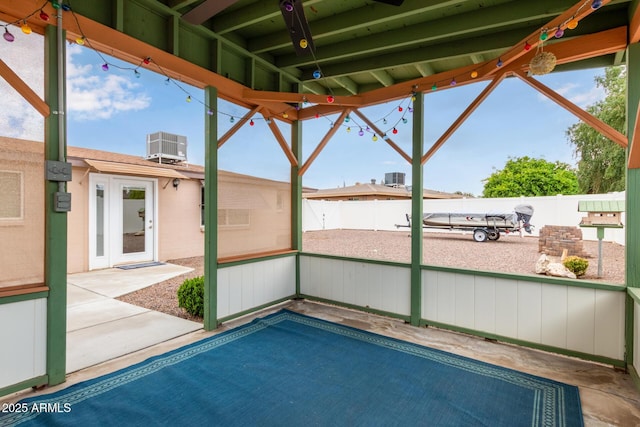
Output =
[
  {"x1": 628, "y1": 100, "x2": 640, "y2": 169},
  {"x1": 261, "y1": 108, "x2": 299, "y2": 167},
  {"x1": 0, "y1": 58, "x2": 50, "y2": 117},
  {"x1": 421, "y1": 73, "x2": 507, "y2": 165},
  {"x1": 298, "y1": 109, "x2": 351, "y2": 177},
  {"x1": 352, "y1": 110, "x2": 412, "y2": 164},
  {"x1": 513, "y1": 69, "x2": 627, "y2": 148}
]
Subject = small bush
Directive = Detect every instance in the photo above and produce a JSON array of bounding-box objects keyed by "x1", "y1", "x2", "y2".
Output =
[
  {"x1": 177, "y1": 276, "x2": 204, "y2": 317},
  {"x1": 563, "y1": 256, "x2": 589, "y2": 277}
]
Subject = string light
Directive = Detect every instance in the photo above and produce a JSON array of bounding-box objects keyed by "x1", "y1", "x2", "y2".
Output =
[
  {"x1": 313, "y1": 70, "x2": 321, "y2": 79},
  {"x1": 591, "y1": 0, "x2": 602, "y2": 9},
  {"x1": 51, "y1": 0, "x2": 61, "y2": 9},
  {"x1": 250, "y1": 120, "x2": 254, "y2": 126},
  {"x1": 299, "y1": 39, "x2": 308, "y2": 49},
  {"x1": 450, "y1": 78, "x2": 457, "y2": 86},
  {"x1": 496, "y1": 58, "x2": 503, "y2": 67},
  {"x1": 143, "y1": 57, "x2": 151, "y2": 65},
  {"x1": 20, "y1": 21, "x2": 32, "y2": 35},
  {"x1": 372, "y1": 134, "x2": 378, "y2": 142},
  {"x1": 327, "y1": 95, "x2": 334, "y2": 103},
  {"x1": 554, "y1": 28, "x2": 565, "y2": 38},
  {"x1": 567, "y1": 18, "x2": 579, "y2": 29},
  {"x1": 358, "y1": 128, "x2": 364, "y2": 136},
  {"x1": 392, "y1": 128, "x2": 398, "y2": 135},
  {"x1": 471, "y1": 71, "x2": 478, "y2": 78},
  {"x1": 524, "y1": 41, "x2": 532, "y2": 51},
  {"x1": 101, "y1": 63, "x2": 109, "y2": 71},
  {"x1": 39, "y1": 9, "x2": 49, "y2": 21},
  {"x1": 186, "y1": 95, "x2": 191, "y2": 103},
  {"x1": 3, "y1": 28, "x2": 15, "y2": 42},
  {"x1": 76, "y1": 36, "x2": 85, "y2": 45}
]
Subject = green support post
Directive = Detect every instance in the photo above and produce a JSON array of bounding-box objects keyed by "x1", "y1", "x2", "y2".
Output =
[
  {"x1": 203, "y1": 86, "x2": 218, "y2": 330},
  {"x1": 625, "y1": 42, "x2": 640, "y2": 369},
  {"x1": 291, "y1": 120, "x2": 303, "y2": 296},
  {"x1": 410, "y1": 92, "x2": 424, "y2": 326},
  {"x1": 44, "y1": 25, "x2": 68, "y2": 385}
]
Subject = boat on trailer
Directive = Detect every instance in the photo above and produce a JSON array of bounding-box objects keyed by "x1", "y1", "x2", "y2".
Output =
[{"x1": 397, "y1": 204, "x2": 534, "y2": 242}]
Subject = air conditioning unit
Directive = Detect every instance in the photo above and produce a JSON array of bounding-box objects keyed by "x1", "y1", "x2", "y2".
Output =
[{"x1": 145, "y1": 131, "x2": 187, "y2": 163}]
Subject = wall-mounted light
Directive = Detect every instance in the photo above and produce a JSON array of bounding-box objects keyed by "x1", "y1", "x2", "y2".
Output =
[{"x1": 172, "y1": 178, "x2": 181, "y2": 190}]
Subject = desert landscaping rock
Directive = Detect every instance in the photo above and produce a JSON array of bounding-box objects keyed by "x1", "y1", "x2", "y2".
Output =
[{"x1": 117, "y1": 230, "x2": 625, "y2": 321}]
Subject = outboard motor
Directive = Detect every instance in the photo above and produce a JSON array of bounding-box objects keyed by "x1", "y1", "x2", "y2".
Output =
[{"x1": 514, "y1": 204, "x2": 534, "y2": 233}]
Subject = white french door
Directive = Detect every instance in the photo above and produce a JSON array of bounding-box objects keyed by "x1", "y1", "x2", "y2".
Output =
[{"x1": 89, "y1": 174, "x2": 157, "y2": 269}]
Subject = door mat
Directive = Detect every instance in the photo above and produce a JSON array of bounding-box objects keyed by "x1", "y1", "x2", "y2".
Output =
[{"x1": 116, "y1": 262, "x2": 165, "y2": 270}]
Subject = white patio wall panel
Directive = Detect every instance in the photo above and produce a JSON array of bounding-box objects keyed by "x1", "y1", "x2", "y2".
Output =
[
  {"x1": 299, "y1": 255, "x2": 411, "y2": 316},
  {"x1": 634, "y1": 297, "x2": 639, "y2": 372},
  {"x1": 422, "y1": 271, "x2": 625, "y2": 360},
  {"x1": 0, "y1": 299, "x2": 46, "y2": 389},
  {"x1": 302, "y1": 193, "x2": 626, "y2": 244},
  {"x1": 217, "y1": 256, "x2": 296, "y2": 319}
]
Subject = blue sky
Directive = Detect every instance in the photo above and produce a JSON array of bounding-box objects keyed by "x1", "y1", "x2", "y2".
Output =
[{"x1": 1, "y1": 26, "x2": 606, "y2": 196}]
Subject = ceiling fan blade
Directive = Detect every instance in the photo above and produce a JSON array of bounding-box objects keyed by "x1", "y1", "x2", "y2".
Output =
[
  {"x1": 280, "y1": 0, "x2": 315, "y2": 56},
  {"x1": 373, "y1": 0, "x2": 405, "y2": 5},
  {"x1": 182, "y1": 0, "x2": 241, "y2": 25}
]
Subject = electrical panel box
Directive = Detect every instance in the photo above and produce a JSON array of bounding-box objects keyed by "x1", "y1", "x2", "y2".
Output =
[
  {"x1": 46, "y1": 160, "x2": 72, "y2": 182},
  {"x1": 54, "y1": 192, "x2": 71, "y2": 212}
]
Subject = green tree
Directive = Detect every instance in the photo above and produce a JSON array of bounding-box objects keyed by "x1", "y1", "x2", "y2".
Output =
[
  {"x1": 482, "y1": 156, "x2": 579, "y2": 198},
  {"x1": 567, "y1": 66, "x2": 626, "y2": 193}
]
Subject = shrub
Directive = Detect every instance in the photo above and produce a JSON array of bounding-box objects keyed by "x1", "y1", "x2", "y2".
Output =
[
  {"x1": 563, "y1": 256, "x2": 589, "y2": 277},
  {"x1": 177, "y1": 276, "x2": 204, "y2": 317}
]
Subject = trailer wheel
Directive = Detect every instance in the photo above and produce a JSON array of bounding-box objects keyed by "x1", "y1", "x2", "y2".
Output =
[
  {"x1": 473, "y1": 229, "x2": 488, "y2": 242},
  {"x1": 487, "y1": 229, "x2": 500, "y2": 241}
]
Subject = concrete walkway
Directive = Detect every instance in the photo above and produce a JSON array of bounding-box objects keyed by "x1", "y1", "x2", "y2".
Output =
[{"x1": 67, "y1": 263, "x2": 202, "y2": 373}]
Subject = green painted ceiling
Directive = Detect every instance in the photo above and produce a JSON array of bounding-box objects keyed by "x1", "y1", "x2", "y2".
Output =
[{"x1": 70, "y1": 0, "x2": 631, "y2": 96}]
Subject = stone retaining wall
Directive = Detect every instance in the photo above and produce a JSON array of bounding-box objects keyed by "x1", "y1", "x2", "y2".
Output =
[{"x1": 538, "y1": 225, "x2": 590, "y2": 258}]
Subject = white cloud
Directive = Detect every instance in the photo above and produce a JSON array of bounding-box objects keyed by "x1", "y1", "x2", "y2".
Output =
[
  {"x1": 66, "y1": 45, "x2": 151, "y2": 120},
  {"x1": 537, "y1": 81, "x2": 605, "y2": 109}
]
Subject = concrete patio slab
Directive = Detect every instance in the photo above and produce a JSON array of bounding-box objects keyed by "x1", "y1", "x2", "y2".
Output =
[
  {"x1": 67, "y1": 298, "x2": 149, "y2": 332},
  {"x1": 67, "y1": 284, "x2": 107, "y2": 307},
  {"x1": 67, "y1": 310, "x2": 202, "y2": 373},
  {"x1": 68, "y1": 264, "x2": 193, "y2": 298}
]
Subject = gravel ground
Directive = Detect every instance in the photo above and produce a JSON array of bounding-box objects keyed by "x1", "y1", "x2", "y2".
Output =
[{"x1": 117, "y1": 229, "x2": 626, "y2": 321}]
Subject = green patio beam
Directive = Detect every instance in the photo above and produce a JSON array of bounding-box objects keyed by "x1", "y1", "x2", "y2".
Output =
[
  {"x1": 410, "y1": 92, "x2": 424, "y2": 326},
  {"x1": 625, "y1": 42, "x2": 640, "y2": 370},
  {"x1": 203, "y1": 86, "x2": 218, "y2": 331},
  {"x1": 44, "y1": 24, "x2": 68, "y2": 386},
  {"x1": 627, "y1": 42, "x2": 640, "y2": 289},
  {"x1": 291, "y1": 119, "x2": 303, "y2": 296}
]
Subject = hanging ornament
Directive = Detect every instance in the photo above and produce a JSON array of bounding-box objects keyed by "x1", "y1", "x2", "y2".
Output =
[
  {"x1": 21, "y1": 22, "x2": 32, "y2": 35},
  {"x1": 529, "y1": 47, "x2": 556, "y2": 76},
  {"x1": 567, "y1": 18, "x2": 579, "y2": 30},
  {"x1": 313, "y1": 70, "x2": 321, "y2": 79},
  {"x1": 3, "y1": 28, "x2": 15, "y2": 42}
]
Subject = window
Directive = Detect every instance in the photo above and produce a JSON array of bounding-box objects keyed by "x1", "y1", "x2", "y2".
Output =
[
  {"x1": 218, "y1": 209, "x2": 251, "y2": 227},
  {"x1": 0, "y1": 170, "x2": 23, "y2": 220}
]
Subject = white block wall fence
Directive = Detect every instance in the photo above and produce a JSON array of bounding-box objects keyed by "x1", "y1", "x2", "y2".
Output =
[{"x1": 302, "y1": 192, "x2": 626, "y2": 245}]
